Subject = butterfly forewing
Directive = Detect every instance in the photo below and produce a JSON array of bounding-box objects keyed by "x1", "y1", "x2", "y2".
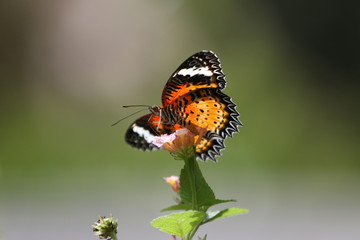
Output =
[
  {"x1": 125, "y1": 114, "x2": 158, "y2": 151},
  {"x1": 161, "y1": 51, "x2": 226, "y2": 107},
  {"x1": 125, "y1": 114, "x2": 179, "y2": 151}
]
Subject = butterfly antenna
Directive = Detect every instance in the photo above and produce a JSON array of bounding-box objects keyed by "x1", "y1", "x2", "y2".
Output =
[
  {"x1": 123, "y1": 105, "x2": 151, "y2": 108},
  {"x1": 111, "y1": 108, "x2": 147, "y2": 126}
]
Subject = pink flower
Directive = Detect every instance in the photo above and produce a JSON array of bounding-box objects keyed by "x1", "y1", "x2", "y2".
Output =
[
  {"x1": 153, "y1": 133, "x2": 177, "y2": 148},
  {"x1": 164, "y1": 176, "x2": 180, "y2": 193},
  {"x1": 152, "y1": 127, "x2": 207, "y2": 160}
]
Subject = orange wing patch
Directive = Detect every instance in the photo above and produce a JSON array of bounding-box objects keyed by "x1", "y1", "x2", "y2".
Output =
[{"x1": 174, "y1": 88, "x2": 236, "y2": 139}]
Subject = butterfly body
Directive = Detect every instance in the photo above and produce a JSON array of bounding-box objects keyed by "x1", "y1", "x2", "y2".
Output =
[{"x1": 125, "y1": 50, "x2": 241, "y2": 161}]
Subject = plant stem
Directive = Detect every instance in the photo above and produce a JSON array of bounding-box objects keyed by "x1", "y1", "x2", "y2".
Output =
[
  {"x1": 184, "y1": 148, "x2": 198, "y2": 211},
  {"x1": 183, "y1": 147, "x2": 201, "y2": 240},
  {"x1": 187, "y1": 224, "x2": 200, "y2": 240}
]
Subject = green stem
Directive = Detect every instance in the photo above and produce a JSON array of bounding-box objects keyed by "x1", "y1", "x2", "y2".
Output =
[
  {"x1": 182, "y1": 147, "x2": 201, "y2": 240},
  {"x1": 184, "y1": 151, "x2": 198, "y2": 210},
  {"x1": 187, "y1": 224, "x2": 201, "y2": 240}
]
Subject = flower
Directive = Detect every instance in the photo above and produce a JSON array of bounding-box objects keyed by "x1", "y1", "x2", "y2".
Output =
[
  {"x1": 92, "y1": 216, "x2": 118, "y2": 240},
  {"x1": 164, "y1": 176, "x2": 180, "y2": 193},
  {"x1": 152, "y1": 127, "x2": 207, "y2": 160},
  {"x1": 153, "y1": 133, "x2": 177, "y2": 148}
]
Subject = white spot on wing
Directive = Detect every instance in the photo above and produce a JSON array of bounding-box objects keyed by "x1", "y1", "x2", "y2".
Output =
[
  {"x1": 132, "y1": 124, "x2": 155, "y2": 143},
  {"x1": 175, "y1": 67, "x2": 212, "y2": 77}
]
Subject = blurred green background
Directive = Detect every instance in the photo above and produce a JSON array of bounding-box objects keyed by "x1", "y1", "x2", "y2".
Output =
[{"x1": 1, "y1": 1, "x2": 359, "y2": 239}]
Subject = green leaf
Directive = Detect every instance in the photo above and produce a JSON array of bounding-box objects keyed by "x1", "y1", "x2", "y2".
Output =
[
  {"x1": 151, "y1": 211, "x2": 206, "y2": 238},
  {"x1": 203, "y1": 208, "x2": 249, "y2": 224},
  {"x1": 212, "y1": 199, "x2": 236, "y2": 205},
  {"x1": 180, "y1": 158, "x2": 216, "y2": 208},
  {"x1": 160, "y1": 203, "x2": 192, "y2": 212}
]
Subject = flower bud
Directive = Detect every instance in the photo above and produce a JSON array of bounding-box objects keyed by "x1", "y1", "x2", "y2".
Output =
[
  {"x1": 164, "y1": 176, "x2": 180, "y2": 193},
  {"x1": 92, "y1": 216, "x2": 118, "y2": 240}
]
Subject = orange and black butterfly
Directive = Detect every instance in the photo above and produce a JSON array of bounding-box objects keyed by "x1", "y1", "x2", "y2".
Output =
[{"x1": 125, "y1": 50, "x2": 241, "y2": 161}]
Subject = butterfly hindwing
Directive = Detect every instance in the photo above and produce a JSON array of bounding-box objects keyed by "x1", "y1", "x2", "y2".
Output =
[
  {"x1": 196, "y1": 132, "x2": 226, "y2": 161},
  {"x1": 174, "y1": 88, "x2": 241, "y2": 139}
]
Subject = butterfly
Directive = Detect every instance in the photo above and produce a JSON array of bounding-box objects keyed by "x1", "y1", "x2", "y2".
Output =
[{"x1": 125, "y1": 50, "x2": 241, "y2": 161}]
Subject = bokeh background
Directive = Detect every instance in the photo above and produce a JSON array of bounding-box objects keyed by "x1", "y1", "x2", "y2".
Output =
[{"x1": 1, "y1": 1, "x2": 359, "y2": 239}]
